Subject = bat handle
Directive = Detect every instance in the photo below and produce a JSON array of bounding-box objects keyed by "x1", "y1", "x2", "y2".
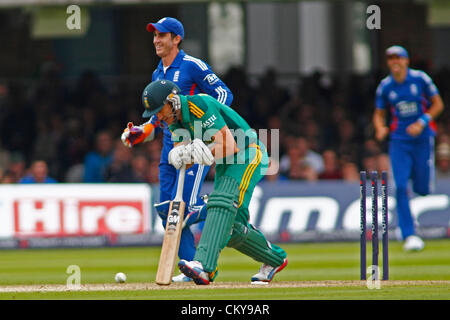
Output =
[{"x1": 174, "y1": 164, "x2": 186, "y2": 201}]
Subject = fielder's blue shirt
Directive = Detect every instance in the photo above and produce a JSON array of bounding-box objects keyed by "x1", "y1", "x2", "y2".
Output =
[
  {"x1": 19, "y1": 176, "x2": 57, "y2": 183},
  {"x1": 151, "y1": 49, "x2": 233, "y2": 163},
  {"x1": 375, "y1": 68, "x2": 439, "y2": 141}
]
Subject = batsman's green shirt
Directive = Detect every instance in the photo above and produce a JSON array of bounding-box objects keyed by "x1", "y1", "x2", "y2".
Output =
[
  {"x1": 169, "y1": 94, "x2": 258, "y2": 151},
  {"x1": 169, "y1": 93, "x2": 267, "y2": 209}
]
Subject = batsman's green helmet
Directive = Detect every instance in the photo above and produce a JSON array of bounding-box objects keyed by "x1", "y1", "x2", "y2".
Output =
[{"x1": 141, "y1": 80, "x2": 180, "y2": 118}]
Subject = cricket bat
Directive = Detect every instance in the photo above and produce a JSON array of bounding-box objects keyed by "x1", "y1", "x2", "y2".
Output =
[{"x1": 155, "y1": 164, "x2": 186, "y2": 285}]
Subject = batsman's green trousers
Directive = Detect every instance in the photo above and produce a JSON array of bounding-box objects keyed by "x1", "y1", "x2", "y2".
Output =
[{"x1": 194, "y1": 142, "x2": 287, "y2": 273}]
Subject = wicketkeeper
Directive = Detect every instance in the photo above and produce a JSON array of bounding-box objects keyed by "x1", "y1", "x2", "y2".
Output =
[{"x1": 140, "y1": 79, "x2": 288, "y2": 285}]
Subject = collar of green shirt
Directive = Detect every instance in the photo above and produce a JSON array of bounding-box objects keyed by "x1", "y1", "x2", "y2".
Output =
[{"x1": 179, "y1": 94, "x2": 190, "y2": 125}]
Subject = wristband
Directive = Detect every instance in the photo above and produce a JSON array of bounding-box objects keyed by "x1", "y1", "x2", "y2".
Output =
[{"x1": 417, "y1": 113, "x2": 432, "y2": 126}]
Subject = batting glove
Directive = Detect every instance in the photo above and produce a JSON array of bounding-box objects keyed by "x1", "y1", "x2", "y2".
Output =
[
  {"x1": 168, "y1": 144, "x2": 192, "y2": 170},
  {"x1": 189, "y1": 138, "x2": 214, "y2": 166}
]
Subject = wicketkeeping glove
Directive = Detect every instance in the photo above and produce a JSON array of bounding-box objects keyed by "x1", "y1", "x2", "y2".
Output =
[{"x1": 121, "y1": 121, "x2": 156, "y2": 148}]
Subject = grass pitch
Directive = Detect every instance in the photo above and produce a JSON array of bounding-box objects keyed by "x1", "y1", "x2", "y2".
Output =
[{"x1": 0, "y1": 239, "x2": 448, "y2": 300}]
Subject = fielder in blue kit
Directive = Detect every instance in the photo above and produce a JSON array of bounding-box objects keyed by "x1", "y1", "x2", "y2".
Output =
[
  {"x1": 122, "y1": 17, "x2": 233, "y2": 281},
  {"x1": 373, "y1": 46, "x2": 444, "y2": 251}
]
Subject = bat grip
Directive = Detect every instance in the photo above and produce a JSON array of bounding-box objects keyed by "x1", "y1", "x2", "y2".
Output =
[{"x1": 174, "y1": 164, "x2": 186, "y2": 201}]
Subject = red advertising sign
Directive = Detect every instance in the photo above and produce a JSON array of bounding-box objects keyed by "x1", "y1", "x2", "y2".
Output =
[{"x1": 0, "y1": 184, "x2": 152, "y2": 238}]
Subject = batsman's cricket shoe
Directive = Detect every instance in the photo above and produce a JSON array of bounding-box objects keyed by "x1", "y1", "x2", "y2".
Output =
[
  {"x1": 178, "y1": 260, "x2": 211, "y2": 285},
  {"x1": 172, "y1": 267, "x2": 218, "y2": 283},
  {"x1": 251, "y1": 258, "x2": 288, "y2": 284},
  {"x1": 172, "y1": 273, "x2": 192, "y2": 282}
]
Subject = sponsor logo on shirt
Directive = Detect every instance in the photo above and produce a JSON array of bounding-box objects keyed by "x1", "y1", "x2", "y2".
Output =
[
  {"x1": 173, "y1": 71, "x2": 180, "y2": 82},
  {"x1": 202, "y1": 115, "x2": 217, "y2": 129},
  {"x1": 397, "y1": 101, "x2": 418, "y2": 117},
  {"x1": 204, "y1": 73, "x2": 219, "y2": 86}
]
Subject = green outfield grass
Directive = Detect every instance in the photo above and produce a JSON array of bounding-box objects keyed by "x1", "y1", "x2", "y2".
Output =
[{"x1": 0, "y1": 239, "x2": 448, "y2": 300}]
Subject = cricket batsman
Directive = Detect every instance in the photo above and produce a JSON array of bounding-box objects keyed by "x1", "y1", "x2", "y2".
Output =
[
  {"x1": 373, "y1": 45, "x2": 444, "y2": 251},
  {"x1": 121, "y1": 17, "x2": 233, "y2": 282},
  {"x1": 139, "y1": 79, "x2": 287, "y2": 285}
]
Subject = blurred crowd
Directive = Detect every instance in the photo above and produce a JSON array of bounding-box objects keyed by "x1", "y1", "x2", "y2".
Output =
[{"x1": 1, "y1": 63, "x2": 449, "y2": 184}]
